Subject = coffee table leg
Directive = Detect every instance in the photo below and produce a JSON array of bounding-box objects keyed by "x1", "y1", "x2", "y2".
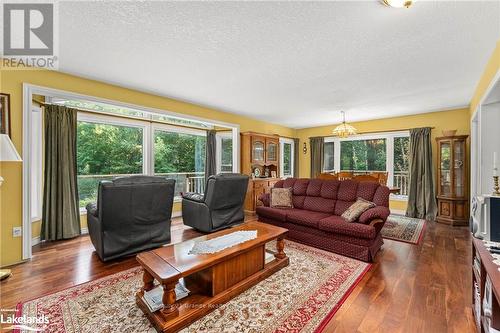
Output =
[
  {"x1": 275, "y1": 237, "x2": 286, "y2": 259},
  {"x1": 142, "y1": 270, "x2": 154, "y2": 293},
  {"x1": 161, "y1": 281, "x2": 179, "y2": 317}
]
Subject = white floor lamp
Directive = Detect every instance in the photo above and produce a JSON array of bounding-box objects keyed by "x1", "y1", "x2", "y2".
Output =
[{"x1": 0, "y1": 134, "x2": 22, "y2": 280}]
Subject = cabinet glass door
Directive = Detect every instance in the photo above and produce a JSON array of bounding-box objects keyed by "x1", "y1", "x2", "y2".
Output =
[
  {"x1": 266, "y1": 141, "x2": 278, "y2": 163},
  {"x1": 440, "y1": 142, "x2": 451, "y2": 195},
  {"x1": 252, "y1": 140, "x2": 265, "y2": 162},
  {"x1": 454, "y1": 140, "x2": 465, "y2": 197}
]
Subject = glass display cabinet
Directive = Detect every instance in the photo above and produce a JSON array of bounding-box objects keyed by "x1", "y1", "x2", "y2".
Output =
[{"x1": 436, "y1": 135, "x2": 469, "y2": 226}]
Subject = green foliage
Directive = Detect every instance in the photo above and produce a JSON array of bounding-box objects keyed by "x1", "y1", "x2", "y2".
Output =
[
  {"x1": 220, "y1": 137, "x2": 233, "y2": 172},
  {"x1": 394, "y1": 137, "x2": 410, "y2": 172},
  {"x1": 340, "y1": 139, "x2": 386, "y2": 171},
  {"x1": 154, "y1": 131, "x2": 206, "y2": 173},
  {"x1": 283, "y1": 143, "x2": 292, "y2": 175},
  {"x1": 77, "y1": 122, "x2": 143, "y2": 175}
]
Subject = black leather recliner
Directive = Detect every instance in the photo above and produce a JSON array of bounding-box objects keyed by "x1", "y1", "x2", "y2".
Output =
[
  {"x1": 182, "y1": 173, "x2": 249, "y2": 233},
  {"x1": 86, "y1": 175, "x2": 175, "y2": 261}
]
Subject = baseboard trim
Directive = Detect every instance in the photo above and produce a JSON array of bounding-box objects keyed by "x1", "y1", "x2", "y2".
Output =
[{"x1": 32, "y1": 227, "x2": 89, "y2": 247}]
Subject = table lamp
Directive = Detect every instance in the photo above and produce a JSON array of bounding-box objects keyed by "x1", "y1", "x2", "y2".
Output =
[{"x1": 0, "y1": 134, "x2": 22, "y2": 280}]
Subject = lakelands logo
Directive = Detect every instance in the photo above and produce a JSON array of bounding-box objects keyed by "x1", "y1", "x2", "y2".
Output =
[
  {"x1": 2, "y1": 1, "x2": 58, "y2": 69},
  {"x1": 0, "y1": 313, "x2": 49, "y2": 331}
]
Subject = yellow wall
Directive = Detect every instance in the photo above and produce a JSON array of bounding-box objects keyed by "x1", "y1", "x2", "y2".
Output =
[
  {"x1": 295, "y1": 108, "x2": 471, "y2": 212},
  {"x1": 470, "y1": 40, "x2": 500, "y2": 116},
  {"x1": 0, "y1": 69, "x2": 296, "y2": 267}
]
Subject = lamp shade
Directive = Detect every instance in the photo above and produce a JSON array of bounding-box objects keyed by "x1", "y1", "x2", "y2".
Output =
[{"x1": 0, "y1": 134, "x2": 22, "y2": 162}]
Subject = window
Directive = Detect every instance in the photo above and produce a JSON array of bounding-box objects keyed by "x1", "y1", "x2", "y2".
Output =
[
  {"x1": 216, "y1": 132, "x2": 233, "y2": 173},
  {"x1": 154, "y1": 126, "x2": 206, "y2": 196},
  {"x1": 393, "y1": 136, "x2": 410, "y2": 195},
  {"x1": 280, "y1": 138, "x2": 294, "y2": 178},
  {"x1": 323, "y1": 141, "x2": 335, "y2": 172},
  {"x1": 77, "y1": 118, "x2": 145, "y2": 208},
  {"x1": 340, "y1": 139, "x2": 386, "y2": 171},
  {"x1": 322, "y1": 131, "x2": 410, "y2": 197}
]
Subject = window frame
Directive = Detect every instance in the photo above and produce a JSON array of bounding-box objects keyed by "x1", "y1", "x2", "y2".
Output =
[
  {"x1": 30, "y1": 106, "x2": 43, "y2": 222},
  {"x1": 323, "y1": 131, "x2": 409, "y2": 199},
  {"x1": 216, "y1": 131, "x2": 233, "y2": 174},
  {"x1": 279, "y1": 137, "x2": 295, "y2": 178}
]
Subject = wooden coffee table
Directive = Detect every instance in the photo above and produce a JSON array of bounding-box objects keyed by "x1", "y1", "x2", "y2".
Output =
[{"x1": 135, "y1": 221, "x2": 289, "y2": 333}]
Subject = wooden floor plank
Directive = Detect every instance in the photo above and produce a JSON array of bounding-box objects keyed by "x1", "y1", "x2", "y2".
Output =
[{"x1": 0, "y1": 216, "x2": 475, "y2": 332}]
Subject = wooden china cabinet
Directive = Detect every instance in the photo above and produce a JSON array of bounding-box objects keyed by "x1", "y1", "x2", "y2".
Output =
[
  {"x1": 436, "y1": 135, "x2": 469, "y2": 226},
  {"x1": 241, "y1": 132, "x2": 280, "y2": 214}
]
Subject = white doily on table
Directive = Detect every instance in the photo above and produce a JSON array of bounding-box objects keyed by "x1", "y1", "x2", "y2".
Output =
[{"x1": 189, "y1": 230, "x2": 258, "y2": 255}]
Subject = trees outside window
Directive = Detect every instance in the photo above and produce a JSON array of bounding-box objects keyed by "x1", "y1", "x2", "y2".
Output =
[
  {"x1": 220, "y1": 137, "x2": 233, "y2": 173},
  {"x1": 340, "y1": 139, "x2": 386, "y2": 171},
  {"x1": 323, "y1": 141, "x2": 335, "y2": 172},
  {"x1": 77, "y1": 121, "x2": 144, "y2": 208}
]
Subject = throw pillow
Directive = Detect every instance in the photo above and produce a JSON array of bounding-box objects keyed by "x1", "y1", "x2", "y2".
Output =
[
  {"x1": 341, "y1": 198, "x2": 376, "y2": 222},
  {"x1": 270, "y1": 187, "x2": 293, "y2": 208}
]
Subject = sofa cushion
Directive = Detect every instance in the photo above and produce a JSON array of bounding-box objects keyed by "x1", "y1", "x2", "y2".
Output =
[
  {"x1": 372, "y1": 186, "x2": 391, "y2": 207},
  {"x1": 318, "y1": 215, "x2": 376, "y2": 239},
  {"x1": 256, "y1": 206, "x2": 290, "y2": 222},
  {"x1": 292, "y1": 195, "x2": 306, "y2": 209},
  {"x1": 337, "y1": 180, "x2": 358, "y2": 201},
  {"x1": 306, "y1": 179, "x2": 323, "y2": 196},
  {"x1": 293, "y1": 179, "x2": 310, "y2": 196},
  {"x1": 320, "y1": 180, "x2": 340, "y2": 199},
  {"x1": 334, "y1": 200, "x2": 353, "y2": 216},
  {"x1": 303, "y1": 197, "x2": 335, "y2": 213},
  {"x1": 341, "y1": 198, "x2": 376, "y2": 222},
  {"x1": 283, "y1": 178, "x2": 296, "y2": 189},
  {"x1": 286, "y1": 210, "x2": 331, "y2": 228},
  {"x1": 356, "y1": 182, "x2": 380, "y2": 201}
]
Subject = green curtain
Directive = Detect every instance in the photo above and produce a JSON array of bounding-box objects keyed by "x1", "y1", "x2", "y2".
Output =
[
  {"x1": 406, "y1": 127, "x2": 437, "y2": 220},
  {"x1": 293, "y1": 138, "x2": 299, "y2": 178},
  {"x1": 41, "y1": 105, "x2": 81, "y2": 241},
  {"x1": 310, "y1": 137, "x2": 324, "y2": 178},
  {"x1": 205, "y1": 130, "x2": 216, "y2": 177}
]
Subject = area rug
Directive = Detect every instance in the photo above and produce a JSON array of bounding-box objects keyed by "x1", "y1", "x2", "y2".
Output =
[
  {"x1": 381, "y1": 214, "x2": 426, "y2": 245},
  {"x1": 16, "y1": 241, "x2": 370, "y2": 333}
]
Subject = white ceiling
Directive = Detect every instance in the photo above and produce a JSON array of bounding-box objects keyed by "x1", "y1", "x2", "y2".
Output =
[{"x1": 58, "y1": 1, "x2": 500, "y2": 129}]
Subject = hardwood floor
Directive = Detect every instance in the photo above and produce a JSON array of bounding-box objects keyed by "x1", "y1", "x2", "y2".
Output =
[{"x1": 0, "y1": 216, "x2": 475, "y2": 332}]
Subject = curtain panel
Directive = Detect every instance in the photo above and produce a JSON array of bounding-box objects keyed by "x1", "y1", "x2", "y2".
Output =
[
  {"x1": 41, "y1": 105, "x2": 81, "y2": 241},
  {"x1": 406, "y1": 127, "x2": 437, "y2": 220},
  {"x1": 309, "y1": 137, "x2": 324, "y2": 178},
  {"x1": 205, "y1": 130, "x2": 217, "y2": 177}
]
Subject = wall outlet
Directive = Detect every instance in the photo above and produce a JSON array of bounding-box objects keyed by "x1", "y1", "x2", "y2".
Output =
[{"x1": 12, "y1": 227, "x2": 22, "y2": 237}]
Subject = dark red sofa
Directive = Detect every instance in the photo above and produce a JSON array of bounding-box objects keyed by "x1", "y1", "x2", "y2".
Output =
[{"x1": 256, "y1": 178, "x2": 391, "y2": 262}]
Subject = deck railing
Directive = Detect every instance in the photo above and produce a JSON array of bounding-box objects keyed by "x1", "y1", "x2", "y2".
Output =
[{"x1": 77, "y1": 172, "x2": 206, "y2": 208}]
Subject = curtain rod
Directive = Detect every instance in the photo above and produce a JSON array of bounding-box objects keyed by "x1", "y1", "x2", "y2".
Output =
[
  {"x1": 34, "y1": 101, "x2": 232, "y2": 132},
  {"x1": 308, "y1": 127, "x2": 435, "y2": 139}
]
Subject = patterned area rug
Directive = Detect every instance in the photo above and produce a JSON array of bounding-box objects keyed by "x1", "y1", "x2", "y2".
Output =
[
  {"x1": 381, "y1": 214, "x2": 426, "y2": 245},
  {"x1": 16, "y1": 241, "x2": 370, "y2": 333}
]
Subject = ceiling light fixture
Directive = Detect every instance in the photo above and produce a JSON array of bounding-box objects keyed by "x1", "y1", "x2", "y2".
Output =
[
  {"x1": 332, "y1": 111, "x2": 357, "y2": 138},
  {"x1": 382, "y1": 0, "x2": 414, "y2": 8}
]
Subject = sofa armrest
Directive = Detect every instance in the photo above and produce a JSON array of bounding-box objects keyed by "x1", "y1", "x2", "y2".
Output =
[
  {"x1": 258, "y1": 193, "x2": 270, "y2": 207},
  {"x1": 358, "y1": 206, "x2": 390, "y2": 225},
  {"x1": 182, "y1": 192, "x2": 205, "y2": 203},
  {"x1": 86, "y1": 202, "x2": 98, "y2": 217}
]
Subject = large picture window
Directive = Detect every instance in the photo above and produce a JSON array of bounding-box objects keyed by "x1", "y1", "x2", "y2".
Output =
[
  {"x1": 76, "y1": 118, "x2": 145, "y2": 208},
  {"x1": 154, "y1": 127, "x2": 206, "y2": 196},
  {"x1": 216, "y1": 132, "x2": 233, "y2": 174},
  {"x1": 322, "y1": 131, "x2": 409, "y2": 197}
]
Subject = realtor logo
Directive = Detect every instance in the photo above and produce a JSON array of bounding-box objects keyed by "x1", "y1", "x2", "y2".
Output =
[{"x1": 3, "y1": 3, "x2": 53, "y2": 56}]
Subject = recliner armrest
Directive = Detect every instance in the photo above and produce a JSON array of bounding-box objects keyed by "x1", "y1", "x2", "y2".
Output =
[
  {"x1": 86, "y1": 203, "x2": 98, "y2": 217},
  {"x1": 182, "y1": 192, "x2": 205, "y2": 203}
]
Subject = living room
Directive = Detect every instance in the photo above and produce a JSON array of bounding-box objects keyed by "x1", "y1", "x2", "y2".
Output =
[{"x1": 1, "y1": 1, "x2": 499, "y2": 332}]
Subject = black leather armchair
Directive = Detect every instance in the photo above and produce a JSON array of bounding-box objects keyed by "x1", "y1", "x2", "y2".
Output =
[
  {"x1": 86, "y1": 176, "x2": 175, "y2": 261},
  {"x1": 181, "y1": 173, "x2": 249, "y2": 233}
]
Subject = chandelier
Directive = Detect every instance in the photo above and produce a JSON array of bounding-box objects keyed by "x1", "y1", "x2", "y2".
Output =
[
  {"x1": 382, "y1": 0, "x2": 414, "y2": 8},
  {"x1": 332, "y1": 111, "x2": 357, "y2": 138}
]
